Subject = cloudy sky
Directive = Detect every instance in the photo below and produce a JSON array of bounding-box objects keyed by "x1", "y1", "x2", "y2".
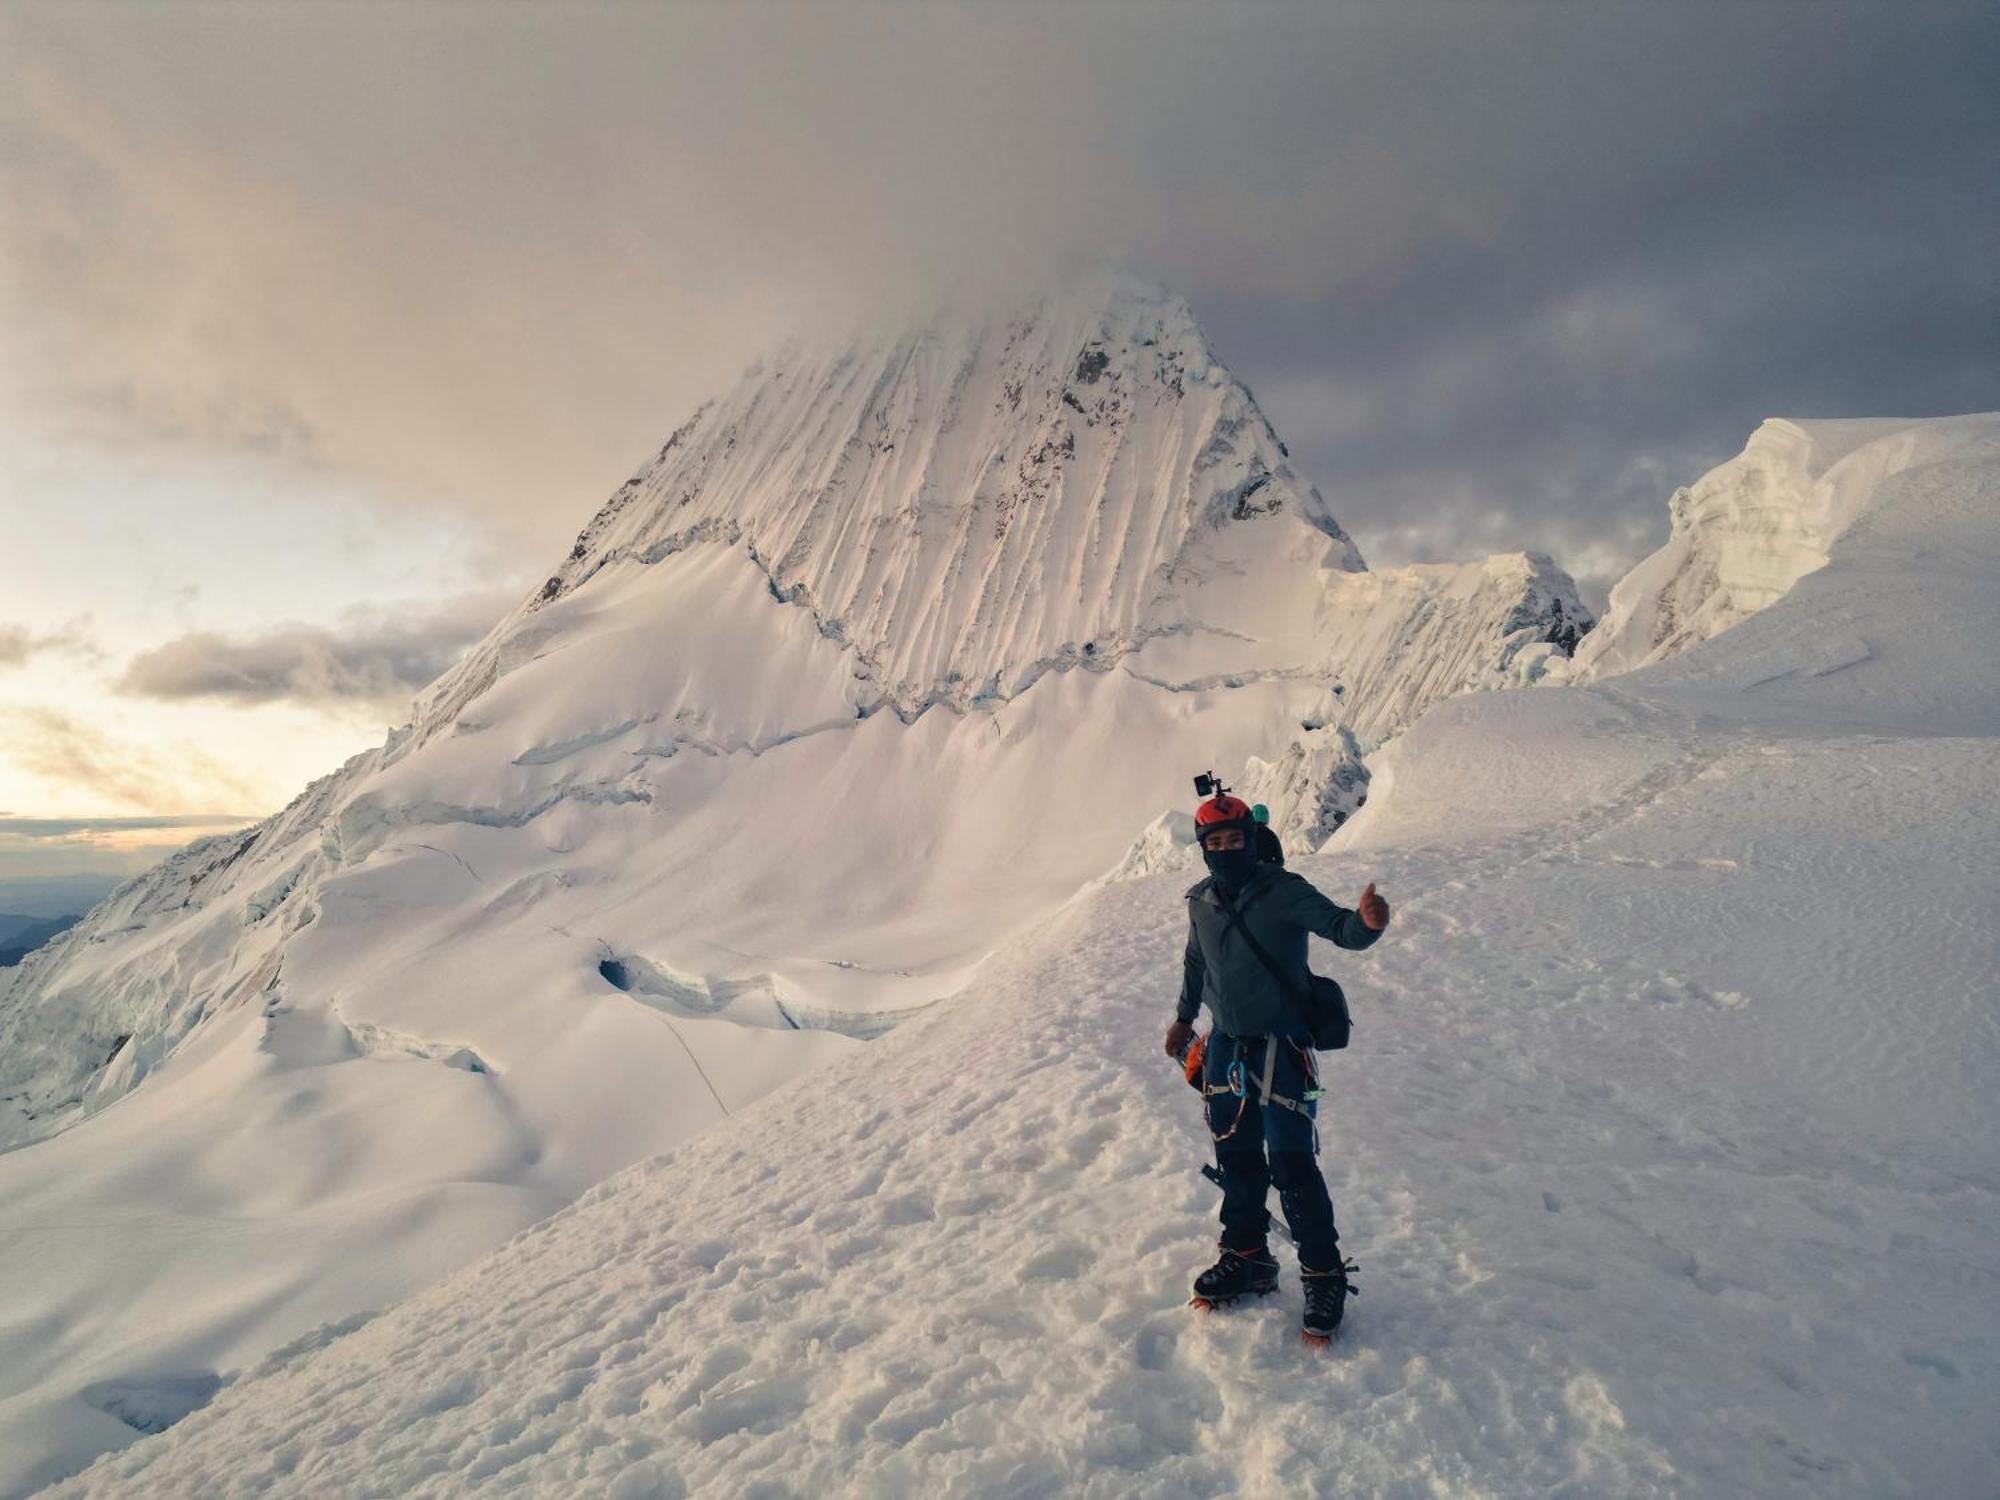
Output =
[{"x1": 3, "y1": 1, "x2": 1996, "y2": 908}]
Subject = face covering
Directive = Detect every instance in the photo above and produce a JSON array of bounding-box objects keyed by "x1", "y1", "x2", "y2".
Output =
[{"x1": 1202, "y1": 841, "x2": 1259, "y2": 892}]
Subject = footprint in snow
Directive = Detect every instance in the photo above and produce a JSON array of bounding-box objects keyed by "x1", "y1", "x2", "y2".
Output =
[
  {"x1": 872, "y1": 1191, "x2": 935, "y2": 1226},
  {"x1": 1135, "y1": 1322, "x2": 1178, "y2": 1372},
  {"x1": 1019, "y1": 1240, "x2": 1095, "y2": 1281}
]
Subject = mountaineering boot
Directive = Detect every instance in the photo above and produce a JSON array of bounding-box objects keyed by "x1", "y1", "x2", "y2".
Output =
[
  {"x1": 1189, "y1": 1244, "x2": 1279, "y2": 1310},
  {"x1": 1300, "y1": 1256, "x2": 1359, "y2": 1344}
]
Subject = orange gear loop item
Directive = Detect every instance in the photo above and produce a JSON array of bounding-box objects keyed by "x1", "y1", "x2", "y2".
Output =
[{"x1": 1182, "y1": 1030, "x2": 1208, "y2": 1089}]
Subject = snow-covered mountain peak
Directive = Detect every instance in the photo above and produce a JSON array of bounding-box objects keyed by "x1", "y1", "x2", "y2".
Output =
[{"x1": 414, "y1": 272, "x2": 1361, "y2": 736}]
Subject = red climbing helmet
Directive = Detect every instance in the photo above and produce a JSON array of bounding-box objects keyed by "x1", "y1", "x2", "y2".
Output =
[{"x1": 1196, "y1": 794, "x2": 1254, "y2": 830}]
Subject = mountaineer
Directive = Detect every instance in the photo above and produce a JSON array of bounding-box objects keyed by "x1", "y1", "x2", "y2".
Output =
[{"x1": 1166, "y1": 791, "x2": 1390, "y2": 1341}]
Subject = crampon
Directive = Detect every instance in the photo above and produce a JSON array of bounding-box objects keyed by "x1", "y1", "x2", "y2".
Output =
[
  {"x1": 1188, "y1": 1245, "x2": 1279, "y2": 1311},
  {"x1": 1299, "y1": 1256, "x2": 1359, "y2": 1345}
]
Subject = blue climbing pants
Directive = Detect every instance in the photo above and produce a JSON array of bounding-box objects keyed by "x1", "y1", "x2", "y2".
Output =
[{"x1": 1203, "y1": 1029, "x2": 1340, "y2": 1270}]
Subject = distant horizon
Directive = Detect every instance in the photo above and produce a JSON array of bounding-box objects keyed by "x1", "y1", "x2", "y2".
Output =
[
  {"x1": 0, "y1": 872, "x2": 123, "y2": 919},
  {"x1": 0, "y1": 814, "x2": 260, "y2": 913}
]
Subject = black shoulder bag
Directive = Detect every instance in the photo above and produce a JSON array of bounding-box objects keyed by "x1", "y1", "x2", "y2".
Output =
[{"x1": 1218, "y1": 890, "x2": 1353, "y2": 1051}]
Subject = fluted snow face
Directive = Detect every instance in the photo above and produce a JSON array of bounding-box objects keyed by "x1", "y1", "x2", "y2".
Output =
[
  {"x1": 1314, "y1": 551, "x2": 1591, "y2": 745},
  {"x1": 492, "y1": 273, "x2": 1362, "y2": 717},
  {"x1": 1573, "y1": 414, "x2": 2000, "y2": 680}
]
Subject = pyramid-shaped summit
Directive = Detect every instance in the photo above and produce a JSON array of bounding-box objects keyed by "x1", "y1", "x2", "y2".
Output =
[{"x1": 416, "y1": 272, "x2": 1367, "y2": 737}]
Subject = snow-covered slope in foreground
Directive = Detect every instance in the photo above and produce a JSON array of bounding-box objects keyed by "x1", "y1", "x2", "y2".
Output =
[{"x1": 52, "y1": 417, "x2": 1999, "y2": 1497}]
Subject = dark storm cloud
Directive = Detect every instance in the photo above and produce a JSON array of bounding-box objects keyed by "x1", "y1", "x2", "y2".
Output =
[
  {"x1": 115, "y1": 588, "x2": 514, "y2": 707},
  {"x1": 1173, "y1": 5, "x2": 2000, "y2": 591},
  {"x1": 5, "y1": 2, "x2": 1996, "y2": 593}
]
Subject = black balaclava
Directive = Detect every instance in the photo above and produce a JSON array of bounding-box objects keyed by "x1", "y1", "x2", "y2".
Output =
[{"x1": 1202, "y1": 836, "x2": 1260, "y2": 894}]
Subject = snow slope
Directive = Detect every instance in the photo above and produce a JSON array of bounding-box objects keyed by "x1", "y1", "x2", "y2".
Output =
[
  {"x1": 46, "y1": 413, "x2": 1999, "y2": 1498},
  {"x1": 0, "y1": 276, "x2": 1591, "y2": 1496}
]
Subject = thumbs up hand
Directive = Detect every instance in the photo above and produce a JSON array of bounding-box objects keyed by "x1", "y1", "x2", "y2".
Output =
[{"x1": 1357, "y1": 881, "x2": 1390, "y2": 930}]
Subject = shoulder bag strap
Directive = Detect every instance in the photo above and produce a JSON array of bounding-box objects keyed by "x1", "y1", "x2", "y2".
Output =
[{"x1": 1217, "y1": 889, "x2": 1314, "y2": 1010}]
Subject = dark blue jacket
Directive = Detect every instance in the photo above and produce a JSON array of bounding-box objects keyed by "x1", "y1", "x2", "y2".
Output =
[{"x1": 1177, "y1": 865, "x2": 1381, "y2": 1037}]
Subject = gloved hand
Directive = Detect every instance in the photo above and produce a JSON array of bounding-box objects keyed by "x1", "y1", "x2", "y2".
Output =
[{"x1": 1165, "y1": 1019, "x2": 1194, "y2": 1059}]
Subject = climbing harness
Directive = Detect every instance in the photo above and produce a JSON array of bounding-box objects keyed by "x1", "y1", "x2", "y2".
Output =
[{"x1": 1203, "y1": 1032, "x2": 1322, "y2": 1148}]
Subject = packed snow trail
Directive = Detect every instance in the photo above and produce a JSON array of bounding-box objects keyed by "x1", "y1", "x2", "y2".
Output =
[{"x1": 46, "y1": 663, "x2": 1997, "y2": 1497}]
